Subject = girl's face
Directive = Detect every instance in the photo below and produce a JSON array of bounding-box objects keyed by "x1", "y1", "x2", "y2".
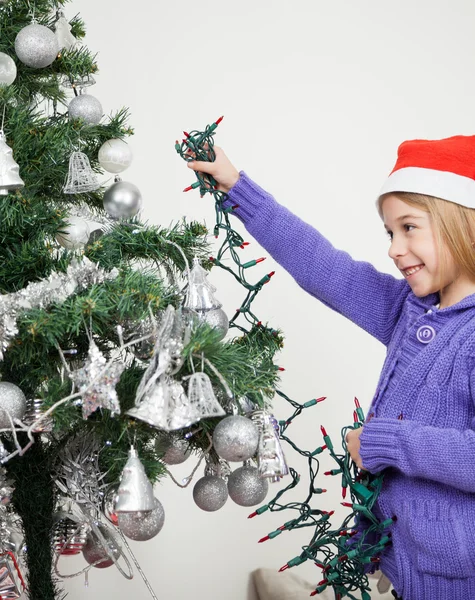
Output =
[{"x1": 381, "y1": 194, "x2": 475, "y2": 308}]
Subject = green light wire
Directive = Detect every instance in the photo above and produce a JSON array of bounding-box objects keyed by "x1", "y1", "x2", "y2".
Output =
[{"x1": 176, "y1": 120, "x2": 393, "y2": 599}]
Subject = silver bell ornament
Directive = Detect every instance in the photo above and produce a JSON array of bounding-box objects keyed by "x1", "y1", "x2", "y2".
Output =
[
  {"x1": 118, "y1": 496, "x2": 165, "y2": 541},
  {"x1": 0, "y1": 131, "x2": 24, "y2": 196},
  {"x1": 103, "y1": 177, "x2": 142, "y2": 219},
  {"x1": 251, "y1": 410, "x2": 289, "y2": 481},
  {"x1": 15, "y1": 23, "x2": 59, "y2": 69},
  {"x1": 98, "y1": 139, "x2": 133, "y2": 174},
  {"x1": 68, "y1": 90, "x2": 103, "y2": 126},
  {"x1": 228, "y1": 464, "x2": 269, "y2": 507},
  {"x1": 183, "y1": 258, "x2": 229, "y2": 341},
  {"x1": 114, "y1": 446, "x2": 155, "y2": 513},
  {"x1": 63, "y1": 151, "x2": 100, "y2": 194},
  {"x1": 54, "y1": 12, "x2": 77, "y2": 51},
  {"x1": 55, "y1": 216, "x2": 90, "y2": 250},
  {"x1": 0, "y1": 53, "x2": 17, "y2": 86},
  {"x1": 213, "y1": 415, "x2": 259, "y2": 462},
  {"x1": 82, "y1": 523, "x2": 121, "y2": 569},
  {"x1": 0, "y1": 382, "x2": 26, "y2": 429}
]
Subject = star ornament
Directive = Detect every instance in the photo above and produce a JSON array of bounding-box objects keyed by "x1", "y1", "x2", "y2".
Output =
[{"x1": 71, "y1": 340, "x2": 125, "y2": 419}]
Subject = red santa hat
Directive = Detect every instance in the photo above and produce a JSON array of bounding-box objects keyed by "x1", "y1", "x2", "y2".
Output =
[{"x1": 379, "y1": 135, "x2": 475, "y2": 209}]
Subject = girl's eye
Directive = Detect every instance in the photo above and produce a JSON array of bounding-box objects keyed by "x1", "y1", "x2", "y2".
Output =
[
  {"x1": 404, "y1": 224, "x2": 415, "y2": 232},
  {"x1": 386, "y1": 231, "x2": 393, "y2": 241}
]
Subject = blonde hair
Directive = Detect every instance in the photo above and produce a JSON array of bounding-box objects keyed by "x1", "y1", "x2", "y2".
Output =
[{"x1": 378, "y1": 192, "x2": 475, "y2": 284}]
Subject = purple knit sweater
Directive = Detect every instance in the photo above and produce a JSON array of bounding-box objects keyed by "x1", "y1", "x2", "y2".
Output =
[{"x1": 225, "y1": 172, "x2": 475, "y2": 600}]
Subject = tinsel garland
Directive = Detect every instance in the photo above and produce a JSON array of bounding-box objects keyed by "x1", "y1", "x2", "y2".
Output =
[{"x1": 176, "y1": 120, "x2": 393, "y2": 599}]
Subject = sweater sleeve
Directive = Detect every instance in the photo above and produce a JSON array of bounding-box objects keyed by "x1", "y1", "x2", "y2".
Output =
[
  {"x1": 225, "y1": 172, "x2": 410, "y2": 346},
  {"x1": 359, "y1": 417, "x2": 475, "y2": 493}
]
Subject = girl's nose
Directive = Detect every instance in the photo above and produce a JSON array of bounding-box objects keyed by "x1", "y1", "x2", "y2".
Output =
[{"x1": 388, "y1": 237, "x2": 406, "y2": 260}]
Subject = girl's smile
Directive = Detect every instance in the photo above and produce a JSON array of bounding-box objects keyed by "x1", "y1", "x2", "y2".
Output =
[{"x1": 381, "y1": 194, "x2": 475, "y2": 307}]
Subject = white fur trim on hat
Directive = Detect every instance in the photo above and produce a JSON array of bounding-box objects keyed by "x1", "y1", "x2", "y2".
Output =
[{"x1": 379, "y1": 166, "x2": 475, "y2": 209}]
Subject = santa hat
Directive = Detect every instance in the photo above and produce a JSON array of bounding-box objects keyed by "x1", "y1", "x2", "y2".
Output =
[{"x1": 379, "y1": 135, "x2": 475, "y2": 209}]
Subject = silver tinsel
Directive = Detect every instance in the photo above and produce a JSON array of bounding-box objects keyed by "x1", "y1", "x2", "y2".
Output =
[
  {"x1": 114, "y1": 447, "x2": 155, "y2": 513},
  {"x1": 193, "y1": 476, "x2": 228, "y2": 512},
  {"x1": 213, "y1": 415, "x2": 259, "y2": 462},
  {"x1": 227, "y1": 464, "x2": 269, "y2": 507},
  {"x1": 55, "y1": 433, "x2": 109, "y2": 511},
  {"x1": 0, "y1": 552, "x2": 23, "y2": 598},
  {"x1": 70, "y1": 339, "x2": 124, "y2": 419},
  {"x1": 68, "y1": 92, "x2": 103, "y2": 126},
  {"x1": 15, "y1": 23, "x2": 59, "y2": 69},
  {"x1": 0, "y1": 382, "x2": 26, "y2": 429},
  {"x1": 118, "y1": 497, "x2": 165, "y2": 541},
  {"x1": 0, "y1": 257, "x2": 119, "y2": 360}
]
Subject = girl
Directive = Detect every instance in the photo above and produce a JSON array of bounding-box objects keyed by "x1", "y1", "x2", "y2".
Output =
[{"x1": 187, "y1": 135, "x2": 475, "y2": 600}]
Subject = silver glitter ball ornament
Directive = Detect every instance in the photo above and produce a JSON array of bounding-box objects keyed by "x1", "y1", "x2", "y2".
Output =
[
  {"x1": 118, "y1": 497, "x2": 165, "y2": 541},
  {"x1": 0, "y1": 382, "x2": 26, "y2": 428},
  {"x1": 193, "y1": 475, "x2": 228, "y2": 512},
  {"x1": 82, "y1": 524, "x2": 121, "y2": 569},
  {"x1": 98, "y1": 139, "x2": 133, "y2": 174},
  {"x1": 15, "y1": 23, "x2": 59, "y2": 69},
  {"x1": 213, "y1": 415, "x2": 259, "y2": 462},
  {"x1": 68, "y1": 93, "x2": 103, "y2": 126},
  {"x1": 160, "y1": 436, "x2": 191, "y2": 465},
  {"x1": 103, "y1": 180, "x2": 142, "y2": 219},
  {"x1": 0, "y1": 53, "x2": 17, "y2": 86},
  {"x1": 228, "y1": 465, "x2": 269, "y2": 507},
  {"x1": 55, "y1": 216, "x2": 90, "y2": 250}
]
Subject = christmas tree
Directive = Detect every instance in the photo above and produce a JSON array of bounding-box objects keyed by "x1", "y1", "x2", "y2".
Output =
[{"x1": 0, "y1": 2, "x2": 283, "y2": 598}]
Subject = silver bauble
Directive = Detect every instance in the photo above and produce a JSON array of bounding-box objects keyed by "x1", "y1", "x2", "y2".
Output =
[
  {"x1": 227, "y1": 465, "x2": 269, "y2": 507},
  {"x1": 193, "y1": 476, "x2": 228, "y2": 512},
  {"x1": 0, "y1": 53, "x2": 17, "y2": 86},
  {"x1": 118, "y1": 497, "x2": 165, "y2": 541},
  {"x1": 68, "y1": 93, "x2": 103, "y2": 126},
  {"x1": 53, "y1": 516, "x2": 88, "y2": 556},
  {"x1": 98, "y1": 139, "x2": 133, "y2": 174},
  {"x1": 160, "y1": 436, "x2": 191, "y2": 465},
  {"x1": 15, "y1": 23, "x2": 59, "y2": 69},
  {"x1": 0, "y1": 382, "x2": 26, "y2": 428},
  {"x1": 197, "y1": 308, "x2": 229, "y2": 341},
  {"x1": 55, "y1": 216, "x2": 90, "y2": 250},
  {"x1": 103, "y1": 180, "x2": 142, "y2": 219},
  {"x1": 213, "y1": 415, "x2": 259, "y2": 462},
  {"x1": 82, "y1": 524, "x2": 121, "y2": 569}
]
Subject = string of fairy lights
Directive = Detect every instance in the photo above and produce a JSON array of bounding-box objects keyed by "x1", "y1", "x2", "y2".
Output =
[{"x1": 176, "y1": 119, "x2": 394, "y2": 599}]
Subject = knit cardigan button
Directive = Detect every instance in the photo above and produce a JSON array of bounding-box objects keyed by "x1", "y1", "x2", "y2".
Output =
[{"x1": 416, "y1": 325, "x2": 436, "y2": 343}]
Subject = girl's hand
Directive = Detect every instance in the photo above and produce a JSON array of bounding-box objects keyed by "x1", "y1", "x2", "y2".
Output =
[
  {"x1": 187, "y1": 146, "x2": 240, "y2": 193},
  {"x1": 346, "y1": 427, "x2": 364, "y2": 469}
]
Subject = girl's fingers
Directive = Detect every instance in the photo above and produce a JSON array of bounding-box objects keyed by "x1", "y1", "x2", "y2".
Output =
[{"x1": 187, "y1": 160, "x2": 215, "y2": 174}]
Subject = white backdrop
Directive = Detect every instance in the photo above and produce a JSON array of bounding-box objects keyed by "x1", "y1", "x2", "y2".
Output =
[{"x1": 60, "y1": 1, "x2": 475, "y2": 598}]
